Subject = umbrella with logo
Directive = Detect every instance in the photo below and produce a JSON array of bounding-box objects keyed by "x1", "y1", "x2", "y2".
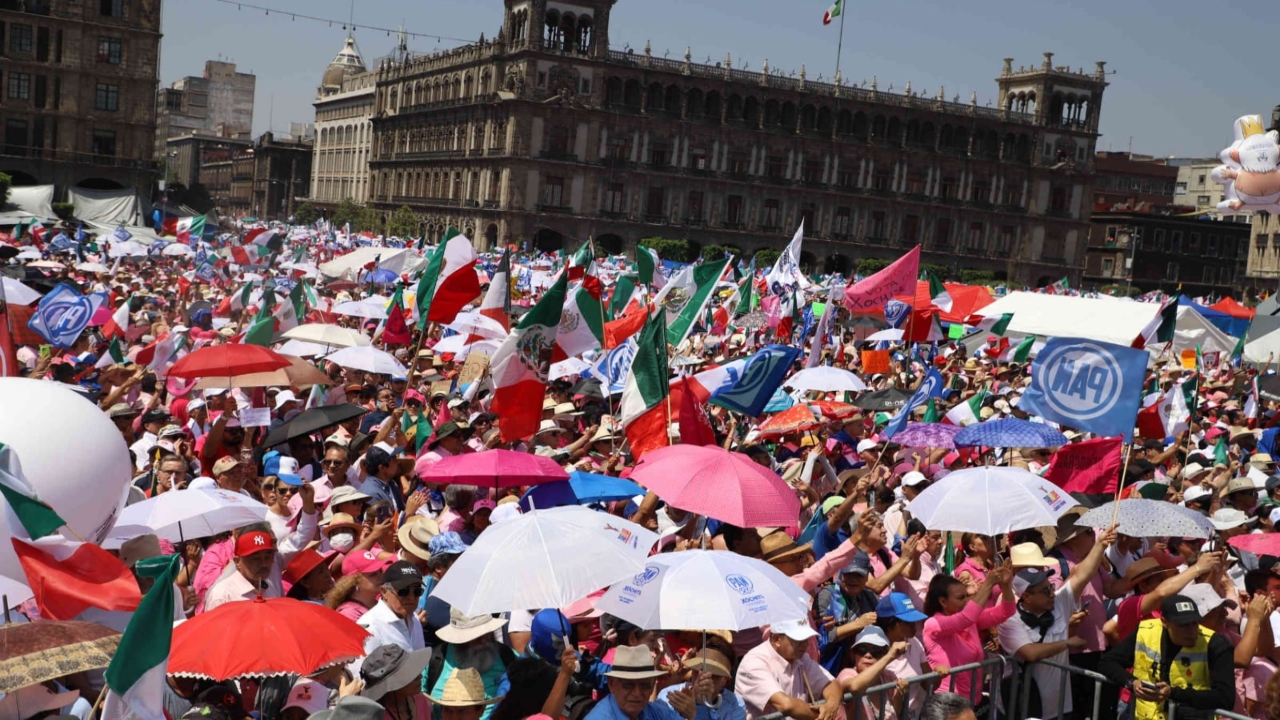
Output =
[
  {"x1": 853, "y1": 387, "x2": 912, "y2": 411},
  {"x1": 595, "y1": 550, "x2": 811, "y2": 631},
  {"x1": 906, "y1": 466, "x2": 1075, "y2": 535},
  {"x1": 1077, "y1": 499, "x2": 1215, "y2": 539},
  {"x1": 954, "y1": 418, "x2": 1068, "y2": 449},
  {"x1": 430, "y1": 506, "x2": 659, "y2": 615}
]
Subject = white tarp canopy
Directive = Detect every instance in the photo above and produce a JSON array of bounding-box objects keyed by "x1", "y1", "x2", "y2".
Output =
[
  {"x1": 318, "y1": 247, "x2": 426, "y2": 282},
  {"x1": 82, "y1": 221, "x2": 162, "y2": 246},
  {"x1": 1245, "y1": 325, "x2": 1280, "y2": 364},
  {"x1": 1150, "y1": 304, "x2": 1236, "y2": 359},
  {"x1": 970, "y1": 292, "x2": 1160, "y2": 346},
  {"x1": 5, "y1": 185, "x2": 55, "y2": 220},
  {"x1": 68, "y1": 187, "x2": 149, "y2": 226}
]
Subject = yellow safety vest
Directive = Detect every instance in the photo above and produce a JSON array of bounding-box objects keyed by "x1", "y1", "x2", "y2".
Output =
[{"x1": 1131, "y1": 618, "x2": 1214, "y2": 720}]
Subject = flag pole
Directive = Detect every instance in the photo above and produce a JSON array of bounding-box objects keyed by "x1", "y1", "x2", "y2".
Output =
[
  {"x1": 834, "y1": 0, "x2": 847, "y2": 83},
  {"x1": 1109, "y1": 444, "x2": 1133, "y2": 527}
]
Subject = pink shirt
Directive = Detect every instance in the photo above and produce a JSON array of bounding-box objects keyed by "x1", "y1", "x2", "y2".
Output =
[
  {"x1": 791, "y1": 537, "x2": 860, "y2": 594},
  {"x1": 922, "y1": 598, "x2": 1015, "y2": 698},
  {"x1": 734, "y1": 640, "x2": 834, "y2": 720},
  {"x1": 193, "y1": 537, "x2": 234, "y2": 612},
  {"x1": 337, "y1": 601, "x2": 369, "y2": 623},
  {"x1": 835, "y1": 669, "x2": 897, "y2": 720}
]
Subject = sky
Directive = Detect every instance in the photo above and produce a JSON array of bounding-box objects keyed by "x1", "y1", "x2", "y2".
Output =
[{"x1": 160, "y1": 0, "x2": 1278, "y2": 158}]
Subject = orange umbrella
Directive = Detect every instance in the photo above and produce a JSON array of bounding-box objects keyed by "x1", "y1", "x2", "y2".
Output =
[
  {"x1": 808, "y1": 401, "x2": 860, "y2": 421},
  {"x1": 756, "y1": 404, "x2": 823, "y2": 438}
]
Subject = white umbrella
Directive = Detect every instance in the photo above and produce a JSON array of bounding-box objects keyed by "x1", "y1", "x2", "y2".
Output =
[
  {"x1": 162, "y1": 243, "x2": 194, "y2": 257},
  {"x1": 114, "y1": 488, "x2": 269, "y2": 542},
  {"x1": 282, "y1": 323, "x2": 371, "y2": 348},
  {"x1": 325, "y1": 345, "x2": 408, "y2": 376},
  {"x1": 276, "y1": 339, "x2": 331, "y2": 357},
  {"x1": 867, "y1": 328, "x2": 904, "y2": 342},
  {"x1": 596, "y1": 550, "x2": 811, "y2": 631},
  {"x1": 445, "y1": 312, "x2": 507, "y2": 340},
  {"x1": 26, "y1": 260, "x2": 64, "y2": 270},
  {"x1": 785, "y1": 366, "x2": 867, "y2": 393},
  {"x1": 906, "y1": 466, "x2": 1075, "y2": 535},
  {"x1": 333, "y1": 298, "x2": 388, "y2": 320},
  {"x1": 431, "y1": 505, "x2": 659, "y2": 615},
  {"x1": 73, "y1": 262, "x2": 111, "y2": 274},
  {"x1": 1, "y1": 277, "x2": 41, "y2": 305},
  {"x1": 106, "y1": 241, "x2": 148, "y2": 257},
  {"x1": 1077, "y1": 499, "x2": 1215, "y2": 539},
  {"x1": 0, "y1": 574, "x2": 32, "y2": 605},
  {"x1": 550, "y1": 357, "x2": 590, "y2": 380},
  {"x1": 14, "y1": 248, "x2": 40, "y2": 261}
]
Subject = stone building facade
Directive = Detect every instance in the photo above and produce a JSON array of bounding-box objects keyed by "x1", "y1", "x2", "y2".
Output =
[
  {"x1": 362, "y1": 0, "x2": 1107, "y2": 285},
  {"x1": 1085, "y1": 211, "x2": 1248, "y2": 297},
  {"x1": 154, "y1": 60, "x2": 255, "y2": 158},
  {"x1": 310, "y1": 37, "x2": 375, "y2": 206},
  {"x1": 0, "y1": 0, "x2": 161, "y2": 197}
]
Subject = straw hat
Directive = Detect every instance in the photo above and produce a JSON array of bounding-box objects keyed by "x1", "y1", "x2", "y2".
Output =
[
  {"x1": 436, "y1": 607, "x2": 508, "y2": 645},
  {"x1": 397, "y1": 516, "x2": 441, "y2": 562},
  {"x1": 758, "y1": 531, "x2": 812, "y2": 564},
  {"x1": 603, "y1": 645, "x2": 666, "y2": 680},
  {"x1": 1009, "y1": 542, "x2": 1058, "y2": 569},
  {"x1": 322, "y1": 512, "x2": 363, "y2": 538},
  {"x1": 434, "y1": 668, "x2": 503, "y2": 707}
]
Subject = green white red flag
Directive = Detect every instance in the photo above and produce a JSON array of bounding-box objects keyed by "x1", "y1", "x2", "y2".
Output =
[{"x1": 491, "y1": 273, "x2": 569, "y2": 441}]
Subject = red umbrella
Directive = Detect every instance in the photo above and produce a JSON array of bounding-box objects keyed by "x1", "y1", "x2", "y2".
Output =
[
  {"x1": 756, "y1": 404, "x2": 823, "y2": 438},
  {"x1": 169, "y1": 597, "x2": 367, "y2": 679},
  {"x1": 630, "y1": 445, "x2": 800, "y2": 528},
  {"x1": 415, "y1": 448, "x2": 569, "y2": 488},
  {"x1": 807, "y1": 400, "x2": 861, "y2": 421},
  {"x1": 167, "y1": 344, "x2": 291, "y2": 380}
]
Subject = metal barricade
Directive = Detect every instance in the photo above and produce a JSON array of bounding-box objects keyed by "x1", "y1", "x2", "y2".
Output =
[
  {"x1": 1009, "y1": 658, "x2": 1110, "y2": 720},
  {"x1": 1166, "y1": 703, "x2": 1257, "y2": 720},
  {"x1": 845, "y1": 656, "x2": 1010, "y2": 720}
]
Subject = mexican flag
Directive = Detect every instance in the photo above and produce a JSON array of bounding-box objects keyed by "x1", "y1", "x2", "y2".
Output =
[
  {"x1": 652, "y1": 257, "x2": 731, "y2": 347},
  {"x1": 476, "y1": 250, "x2": 512, "y2": 332},
  {"x1": 922, "y1": 398, "x2": 941, "y2": 423},
  {"x1": 1213, "y1": 434, "x2": 1229, "y2": 465},
  {"x1": 244, "y1": 227, "x2": 280, "y2": 252},
  {"x1": 1133, "y1": 299, "x2": 1178, "y2": 349},
  {"x1": 416, "y1": 228, "x2": 481, "y2": 327},
  {"x1": 945, "y1": 388, "x2": 987, "y2": 427},
  {"x1": 927, "y1": 273, "x2": 953, "y2": 313},
  {"x1": 1136, "y1": 385, "x2": 1190, "y2": 440},
  {"x1": 102, "y1": 555, "x2": 181, "y2": 720},
  {"x1": 555, "y1": 262, "x2": 605, "y2": 360},
  {"x1": 975, "y1": 312, "x2": 1013, "y2": 336},
  {"x1": 243, "y1": 291, "x2": 277, "y2": 347},
  {"x1": 1048, "y1": 277, "x2": 1070, "y2": 295},
  {"x1": 735, "y1": 259, "x2": 756, "y2": 316},
  {"x1": 12, "y1": 536, "x2": 141, "y2": 619},
  {"x1": 0, "y1": 445, "x2": 66, "y2": 539},
  {"x1": 289, "y1": 279, "x2": 318, "y2": 321},
  {"x1": 100, "y1": 296, "x2": 133, "y2": 338},
  {"x1": 823, "y1": 0, "x2": 843, "y2": 24},
  {"x1": 491, "y1": 273, "x2": 569, "y2": 442},
  {"x1": 94, "y1": 337, "x2": 128, "y2": 369},
  {"x1": 636, "y1": 245, "x2": 666, "y2": 290},
  {"x1": 162, "y1": 215, "x2": 205, "y2": 244},
  {"x1": 1000, "y1": 335, "x2": 1037, "y2": 363},
  {"x1": 620, "y1": 310, "x2": 671, "y2": 459}
]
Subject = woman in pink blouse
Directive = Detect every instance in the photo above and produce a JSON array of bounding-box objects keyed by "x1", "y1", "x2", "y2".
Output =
[
  {"x1": 921, "y1": 559, "x2": 1015, "y2": 702},
  {"x1": 953, "y1": 533, "x2": 996, "y2": 598}
]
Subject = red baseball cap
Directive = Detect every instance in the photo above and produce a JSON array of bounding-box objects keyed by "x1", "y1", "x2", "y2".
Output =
[
  {"x1": 284, "y1": 548, "x2": 337, "y2": 586},
  {"x1": 234, "y1": 531, "x2": 277, "y2": 558},
  {"x1": 341, "y1": 549, "x2": 394, "y2": 576}
]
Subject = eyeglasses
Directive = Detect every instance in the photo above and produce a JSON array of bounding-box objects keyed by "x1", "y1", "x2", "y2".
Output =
[
  {"x1": 394, "y1": 585, "x2": 425, "y2": 598},
  {"x1": 1024, "y1": 584, "x2": 1054, "y2": 596},
  {"x1": 322, "y1": 459, "x2": 346, "y2": 467},
  {"x1": 855, "y1": 646, "x2": 888, "y2": 659}
]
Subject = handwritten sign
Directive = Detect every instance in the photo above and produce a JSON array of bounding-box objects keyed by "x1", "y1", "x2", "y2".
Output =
[{"x1": 239, "y1": 407, "x2": 271, "y2": 427}]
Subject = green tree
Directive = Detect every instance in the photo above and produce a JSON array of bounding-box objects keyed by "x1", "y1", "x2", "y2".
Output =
[
  {"x1": 856, "y1": 257, "x2": 890, "y2": 276},
  {"x1": 921, "y1": 262, "x2": 950, "y2": 281},
  {"x1": 959, "y1": 269, "x2": 995, "y2": 285},
  {"x1": 387, "y1": 205, "x2": 420, "y2": 239},
  {"x1": 330, "y1": 199, "x2": 365, "y2": 232},
  {"x1": 0, "y1": 173, "x2": 11, "y2": 207},
  {"x1": 701, "y1": 244, "x2": 741, "y2": 262},
  {"x1": 51, "y1": 202, "x2": 75, "y2": 221},
  {"x1": 639, "y1": 237, "x2": 692, "y2": 263},
  {"x1": 292, "y1": 202, "x2": 319, "y2": 226},
  {"x1": 753, "y1": 248, "x2": 781, "y2": 268}
]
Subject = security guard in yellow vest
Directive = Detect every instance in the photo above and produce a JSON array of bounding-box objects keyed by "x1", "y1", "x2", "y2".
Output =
[{"x1": 1098, "y1": 593, "x2": 1234, "y2": 720}]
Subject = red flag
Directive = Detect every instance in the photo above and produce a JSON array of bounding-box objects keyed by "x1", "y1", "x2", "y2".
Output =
[
  {"x1": 383, "y1": 303, "x2": 412, "y2": 345},
  {"x1": 12, "y1": 538, "x2": 141, "y2": 620},
  {"x1": 674, "y1": 377, "x2": 716, "y2": 447},
  {"x1": 603, "y1": 304, "x2": 648, "y2": 349},
  {"x1": 1043, "y1": 436, "x2": 1124, "y2": 494},
  {"x1": 229, "y1": 246, "x2": 251, "y2": 266}
]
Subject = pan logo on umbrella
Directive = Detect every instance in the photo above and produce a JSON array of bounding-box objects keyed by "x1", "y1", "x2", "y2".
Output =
[
  {"x1": 725, "y1": 574, "x2": 755, "y2": 595},
  {"x1": 632, "y1": 566, "x2": 660, "y2": 587},
  {"x1": 1036, "y1": 342, "x2": 1123, "y2": 421}
]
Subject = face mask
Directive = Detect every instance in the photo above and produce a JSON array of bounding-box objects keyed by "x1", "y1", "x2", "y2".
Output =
[{"x1": 330, "y1": 532, "x2": 356, "y2": 552}]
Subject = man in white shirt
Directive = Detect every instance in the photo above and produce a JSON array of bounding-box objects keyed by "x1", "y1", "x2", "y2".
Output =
[
  {"x1": 354, "y1": 561, "x2": 427, "y2": 673},
  {"x1": 130, "y1": 409, "x2": 170, "y2": 472},
  {"x1": 998, "y1": 567, "x2": 1087, "y2": 717},
  {"x1": 204, "y1": 530, "x2": 279, "y2": 612}
]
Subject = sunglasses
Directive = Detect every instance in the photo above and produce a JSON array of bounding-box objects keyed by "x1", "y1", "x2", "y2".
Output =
[
  {"x1": 276, "y1": 485, "x2": 299, "y2": 495},
  {"x1": 322, "y1": 459, "x2": 346, "y2": 466},
  {"x1": 855, "y1": 646, "x2": 888, "y2": 659},
  {"x1": 395, "y1": 585, "x2": 425, "y2": 598}
]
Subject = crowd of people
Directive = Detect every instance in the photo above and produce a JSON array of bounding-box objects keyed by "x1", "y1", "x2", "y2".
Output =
[{"x1": 7, "y1": 225, "x2": 1280, "y2": 720}]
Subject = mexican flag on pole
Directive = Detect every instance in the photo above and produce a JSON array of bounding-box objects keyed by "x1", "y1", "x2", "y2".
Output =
[
  {"x1": 975, "y1": 313, "x2": 1013, "y2": 337},
  {"x1": 243, "y1": 290, "x2": 277, "y2": 347},
  {"x1": 415, "y1": 228, "x2": 481, "y2": 327},
  {"x1": 94, "y1": 336, "x2": 128, "y2": 369},
  {"x1": 926, "y1": 273, "x2": 953, "y2": 313},
  {"x1": 555, "y1": 262, "x2": 605, "y2": 360},
  {"x1": 0, "y1": 444, "x2": 67, "y2": 540},
  {"x1": 490, "y1": 273, "x2": 570, "y2": 442},
  {"x1": 636, "y1": 245, "x2": 666, "y2": 290},
  {"x1": 945, "y1": 388, "x2": 987, "y2": 427},
  {"x1": 1136, "y1": 385, "x2": 1190, "y2": 439},
  {"x1": 101, "y1": 555, "x2": 181, "y2": 720},
  {"x1": 100, "y1": 297, "x2": 133, "y2": 339},
  {"x1": 652, "y1": 257, "x2": 732, "y2": 347},
  {"x1": 823, "y1": 0, "x2": 843, "y2": 24},
  {"x1": 1000, "y1": 335, "x2": 1037, "y2": 363},
  {"x1": 734, "y1": 259, "x2": 756, "y2": 316},
  {"x1": 620, "y1": 309, "x2": 671, "y2": 459}
]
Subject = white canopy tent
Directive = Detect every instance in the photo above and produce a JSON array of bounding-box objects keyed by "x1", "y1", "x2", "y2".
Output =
[
  {"x1": 318, "y1": 246, "x2": 426, "y2": 282},
  {"x1": 5, "y1": 185, "x2": 56, "y2": 220},
  {"x1": 1151, "y1": 303, "x2": 1236, "y2": 359},
  {"x1": 970, "y1": 292, "x2": 1160, "y2": 346},
  {"x1": 68, "y1": 187, "x2": 149, "y2": 226}
]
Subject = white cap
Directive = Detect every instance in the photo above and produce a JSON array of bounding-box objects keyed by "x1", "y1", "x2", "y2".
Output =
[
  {"x1": 1211, "y1": 508, "x2": 1254, "y2": 531},
  {"x1": 856, "y1": 439, "x2": 879, "y2": 453},
  {"x1": 771, "y1": 618, "x2": 818, "y2": 642},
  {"x1": 902, "y1": 471, "x2": 928, "y2": 487},
  {"x1": 1182, "y1": 486, "x2": 1213, "y2": 505},
  {"x1": 172, "y1": 324, "x2": 190, "y2": 333},
  {"x1": 852, "y1": 626, "x2": 891, "y2": 648},
  {"x1": 187, "y1": 399, "x2": 207, "y2": 411},
  {"x1": 187, "y1": 476, "x2": 217, "y2": 490},
  {"x1": 274, "y1": 390, "x2": 299, "y2": 410},
  {"x1": 281, "y1": 680, "x2": 328, "y2": 716},
  {"x1": 205, "y1": 387, "x2": 228, "y2": 396},
  {"x1": 1270, "y1": 507, "x2": 1280, "y2": 527},
  {"x1": 1181, "y1": 582, "x2": 1236, "y2": 617}
]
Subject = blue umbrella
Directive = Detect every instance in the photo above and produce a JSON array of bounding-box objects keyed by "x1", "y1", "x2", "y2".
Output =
[
  {"x1": 518, "y1": 471, "x2": 644, "y2": 511},
  {"x1": 365, "y1": 268, "x2": 398, "y2": 285},
  {"x1": 953, "y1": 418, "x2": 1069, "y2": 449}
]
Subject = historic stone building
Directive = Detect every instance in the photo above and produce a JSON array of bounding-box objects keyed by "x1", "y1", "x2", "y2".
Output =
[
  {"x1": 364, "y1": 0, "x2": 1107, "y2": 285},
  {"x1": 0, "y1": 0, "x2": 161, "y2": 197},
  {"x1": 310, "y1": 36, "x2": 376, "y2": 206}
]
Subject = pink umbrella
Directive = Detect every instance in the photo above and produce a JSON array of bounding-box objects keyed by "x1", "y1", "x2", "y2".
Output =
[
  {"x1": 415, "y1": 449, "x2": 569, "y2": 488},
  {"x1": 629, "y1": 445, "x2": 800, "y2": 528},
  {"x1": 1228, "y1": 534, "x2": 1280, "y2": 556}
]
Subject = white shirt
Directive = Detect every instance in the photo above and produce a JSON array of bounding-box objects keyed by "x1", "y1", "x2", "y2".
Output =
[
  {"x1": 186, "y1": 418, "x2": 209, "y2": 443},
  {"x1": 353, "y1": 599, "x2": 425, "y2": 673},
  {"x1": 204, "y1": 567, "x2": 281, "y2": 613},
  {"x1": 997, "y1": 584, "x2": 1079, "y2": 715},
  {"x1": 130, "y1": 432, "x2": 159, "y2": 471}
]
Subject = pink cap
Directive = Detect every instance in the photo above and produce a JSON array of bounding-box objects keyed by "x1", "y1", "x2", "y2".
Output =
[
  {"x1": 341, "y1": 549, "x2": 393, "y2": 576},
  {"x1": 473, "y1": 499, "x2": 496, "y2": 513}
]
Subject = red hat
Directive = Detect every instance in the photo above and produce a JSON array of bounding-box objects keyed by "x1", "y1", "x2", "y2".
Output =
[
  {"x1": 234, "y1": 530, "x2": 277, "y2": 558},
  {"x1": 341, "y1": 549, "x2": 394, "y2": 576},
  {"x1": 284, "y1": 548, "x2": 337, "y2": 586}
]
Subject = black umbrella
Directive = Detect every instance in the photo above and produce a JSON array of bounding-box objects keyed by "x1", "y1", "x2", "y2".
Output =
[
  {"x1": 853, "y1": 387, "x2": 912, "y2": 411},
  {"x1": 261, "y1": 403, "x2": 369, "y2": 449},
  {"x1": 572, "y1": 378, "x2": 605, "y2": 400}
]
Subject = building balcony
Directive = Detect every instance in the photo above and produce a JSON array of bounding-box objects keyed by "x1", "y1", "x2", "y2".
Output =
[
  {"x1": 483, "y1": 200, "x2": 500, "y2": 209},
  {"x1": 463, "y1": 199, "x2": 480, "y2": 208},
  {"x1": 683, "y1": 217, "x2": 706, "y2": 227},
  {"x1": 643, "y1": 212, "x2": 668, "y2": 224},
  {"x1": 760, "y1": 224, "x2": 783, "y2": 233},
  {"x1": 599, "y1": 210, "x2": 627, "y2": 220},
  {"x1": 865, "y1": 236, "x2": 889, "y2": 245},
  {"x1": 539, "y1": 150, "x2": 579, "y2": 162},
  {"x1": 722, "y1": 220, "x2": 745, "y2": 230},
  {"x1": 1045, "y1": 208, "x2": 1075, "y2": 219},
  {"x1": 536, "y1": 204, "x2": 573, "y2": 214},
  {"x1": 599, "y1": 157, "x2": 632, "y2": 169},
  {"x1": 468, "y1": 148, "x2": 483, "y2": 156}
]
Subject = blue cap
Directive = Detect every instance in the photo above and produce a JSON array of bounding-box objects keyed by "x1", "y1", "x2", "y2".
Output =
[
  {"x1": 840, "y1": 550, "x2": 873, "y2": 577},
  {"x1": 427, "y1": 531, "x2": 467, "y2": 558},
  {"x1": 262, "y1": 451, "x2": 304, "y2": 486},
  {"x1": 391, "y1": 374, "x2": 408, "y2": 382},
  {"x1": 875, "y1": 592, "x2": 928, "y2": 622}
]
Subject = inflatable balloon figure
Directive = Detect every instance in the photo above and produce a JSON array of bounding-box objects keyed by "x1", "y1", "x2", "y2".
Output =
[{"x1": 1212, "y1": 114, "x2": 1280, "y2": 214}]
